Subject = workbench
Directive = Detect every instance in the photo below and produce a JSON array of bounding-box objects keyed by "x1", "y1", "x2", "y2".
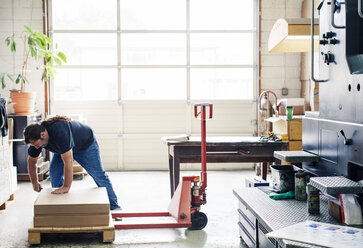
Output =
[
  {"x1": 233, "y1": 187, "x2": 363, "y2": 248},
  {"x1": 162, "y1": 136, "x2": 287, "y2": 197}
]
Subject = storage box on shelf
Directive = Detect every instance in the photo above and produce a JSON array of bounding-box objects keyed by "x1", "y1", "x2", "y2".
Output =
[
  {"x1": 266, "y1": 116, "x2": 303, "y2": 166},
  {"x1": 1, "y1": 118, "x2": 18, "y2": 210},
  {"x1": 0, "y1": 135, "x2": 12, "y2": 210},
  {"x1": 8, "y1": 114, "x2": 48, "y2": 181}
]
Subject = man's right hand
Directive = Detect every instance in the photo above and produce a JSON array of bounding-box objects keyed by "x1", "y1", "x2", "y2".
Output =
[{"x1": 33, "y1": 182, "x2": 43, "y2": 192}]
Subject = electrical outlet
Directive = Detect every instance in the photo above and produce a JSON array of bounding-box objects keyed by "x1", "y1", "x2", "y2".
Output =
[{"x1": 282, "y1": 88, "x2": 288, "y2": 96}]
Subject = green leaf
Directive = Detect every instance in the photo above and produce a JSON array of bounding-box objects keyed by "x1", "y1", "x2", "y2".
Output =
[
  {"x1": 15, "y1": 74, "x2": 21, "y2": 84},
  {"x1": 7, "y1": 74, "x2": 14, "y2": 82},
  {"x1": 42, "y1": 35, "x2": 51, "y2": 44},
  {"x1": 57, "y1": 52, "x2": 67, "y2": 63},
  {"x1": 34, "y1": 37, "x2": 45, "y2": 48},
  {"x1": 0, "y1": 74, "x2": 5, "y2": 89},
  {"x1": 47, "y1": 67, "x2": 56, "y2": 79},
  {"x1": 5, "y1": 37, "x2": 10, "y2": 46},
  {"x1": 54, "y1": 57, "x2": 62, "y2": 67},
  {"x1": 29, "y1": 45, "x2": 36, "y2": 58},
  {"x1": 24, "y1": 25, "x2": 32, "y2": 33},
  {"x1": 10, "y1": 41, "x2": 16, "y2": 52}
]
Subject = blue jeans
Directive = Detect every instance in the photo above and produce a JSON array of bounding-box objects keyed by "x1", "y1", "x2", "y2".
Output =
[{"x1": 49, "y1": 140, "x2": 120, "y2": 210}]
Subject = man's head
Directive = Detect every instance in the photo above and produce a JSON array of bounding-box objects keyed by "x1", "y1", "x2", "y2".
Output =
[{"x1": 24, "y1": 124, "x2": 49, "y2": 149}]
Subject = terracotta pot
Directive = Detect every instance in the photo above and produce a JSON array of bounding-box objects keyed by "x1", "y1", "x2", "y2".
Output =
[{"x1": 10, "y1": 92, "x2": 36, "y2": 115}]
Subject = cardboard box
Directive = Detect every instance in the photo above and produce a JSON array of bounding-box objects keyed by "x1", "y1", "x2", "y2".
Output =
[
  {"x1": 288, "y1": 141, "x2": 302, "y2": 151},
  {"x1": 265, "y1": 117, "x2": 302, "y2": 141},
  {"x1": 328, "y1": 199, "x2": 342, "y2": 221},
  {"x1": 245, "y1": 177, "x2": 269, "y2": 188},
  {"x1": 9, "y1": 166, "x2": 17, "y2": 194},
  {"x1": 34, "y1": 214, "x2": 110, "y2": 227},
  {"x1": 34, "y1": 187, "x2": 110, "y2": 215},
  {"x1": 279, "y1": 105, "x2": 306, "y2": 115},
  {"x1": 278, "y1": 98, "x2": 305, "y2": 107}
]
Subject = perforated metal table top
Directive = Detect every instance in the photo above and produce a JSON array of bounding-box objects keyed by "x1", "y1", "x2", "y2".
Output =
[
  {"x1": 274, "y1": 150, "x2": 319, "y2": 162},
  {"x1": 310, "y1": 176, "x2": 363, "y2": 197},
  {"x1": 233, "y1": 187, "x2": 361, "y2": 248}
]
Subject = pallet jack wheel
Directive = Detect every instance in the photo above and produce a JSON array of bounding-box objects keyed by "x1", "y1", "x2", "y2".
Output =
[{"x1": 190, "y1": 211, "x2": 208, "y2": 230}]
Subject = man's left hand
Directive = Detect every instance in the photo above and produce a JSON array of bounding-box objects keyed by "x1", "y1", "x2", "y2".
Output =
[{"x1": 51, "y1": 186, "x2": 70, "y2": 194}]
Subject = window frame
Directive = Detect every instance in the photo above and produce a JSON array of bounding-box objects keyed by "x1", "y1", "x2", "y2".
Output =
[{"x1": 49, "y1": 0, "x2": 259, "y2": 103}]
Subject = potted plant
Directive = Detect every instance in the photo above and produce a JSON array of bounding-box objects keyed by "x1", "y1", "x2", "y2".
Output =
[{"x1": 0, "y1": 25, "x2": 66, "y2": 115}]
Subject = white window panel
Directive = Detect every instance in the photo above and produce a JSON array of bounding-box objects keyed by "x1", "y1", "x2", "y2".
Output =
[
  {"x1": 190, "y1": 33, "x2": 254, "y2": 65},
  {"x1": 190, "y1": 0, "x2": 254, "y2": 30},
  {"x1": 52, "y1": 0, "x2": 117, "y2": 30},
  {"x1": 53, "y1": 34, "x2": 117, "y2": 65},
  {"x1": 121, "y1": 68, "x2": 186, "y2": 100},
  {"x1": 54, "y1": 69, "x2": 117, "y2": 101},
  {"x1": 50, "y1": 0, "x2": 258, "y2": 170},
  {"x1": 121, "y1": 0, "x2": 186, "y2": 30},
  {"x1": 190, "y1": 68, "x2": 254, "y2": 100},
  {"x1": 121, "y1": 34, "x2": 186, "y2": 65},
  {"x1": 122, "y1": 103, "x2": 187, "y2": 133}
]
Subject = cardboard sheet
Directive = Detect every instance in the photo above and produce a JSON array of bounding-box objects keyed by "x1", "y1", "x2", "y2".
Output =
[
  {"x1": 34, "y1": 214, "x2": 110, "y2": 227},
  {"x1": 266, "y1": 220, "x2": 363, "y2": 248},
  {"x1": 34, "y1": 187, "x2": 110, "y2": 215}
]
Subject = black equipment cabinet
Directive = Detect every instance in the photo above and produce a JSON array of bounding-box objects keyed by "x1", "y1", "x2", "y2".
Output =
[{"x1": 8, "y1": 114, "x2": 42, "y2": 174}]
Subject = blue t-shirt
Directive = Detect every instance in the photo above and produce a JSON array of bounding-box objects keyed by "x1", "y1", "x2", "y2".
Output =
[{"x1": 28, "y1": 120, "x2": 95, "y2": 157}]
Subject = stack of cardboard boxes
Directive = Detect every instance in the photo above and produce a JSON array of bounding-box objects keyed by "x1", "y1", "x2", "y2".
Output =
[
  {"x1": 0, "y1": 135, "x2": 11, "y2": 209},
  {"x1": 266, "y1": 98, "x2": 304, "y2": 152},
  {"x1": 0, "y1": 118, "x2": 17, "y2": 210},
  {"x1": 33, "y1": 187, "x2": 110, "y2": 227}
]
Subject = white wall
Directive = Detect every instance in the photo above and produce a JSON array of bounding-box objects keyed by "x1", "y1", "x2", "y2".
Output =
[
  {"x1": 0, "y1": 0, "x2": 44, "y2": 113},
  {"x1": 260, "y1": 0, "x2": 304, "y2": 99}
]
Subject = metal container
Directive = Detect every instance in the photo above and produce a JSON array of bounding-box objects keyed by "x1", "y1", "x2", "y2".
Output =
[
  {"x1": 295, "y1": 171, "x2": 307, "y2": 201},
  {"x1": 270, "y1": 165, "x2": 298, "y2": 193},
  {"x1": 307, "y1": 183, "x2": 320, "y2": 215}
]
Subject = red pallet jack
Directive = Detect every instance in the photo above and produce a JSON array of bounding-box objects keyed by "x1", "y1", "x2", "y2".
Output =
[{"x1": 112, "y1": 103, "x2": 213, "y2": 230}]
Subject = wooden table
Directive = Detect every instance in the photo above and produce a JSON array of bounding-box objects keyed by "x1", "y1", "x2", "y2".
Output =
[{"x1": 162, "y1": 136, "x2": 288, "y2": 197}]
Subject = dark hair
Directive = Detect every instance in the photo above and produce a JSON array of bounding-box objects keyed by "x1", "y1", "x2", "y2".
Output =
[
  {"x1": 41, "y1": 115, "x2": 71, "y2": 126},
  {"x1": 24, "y1": 115, "x2": 71, "y2": 144},
  {"x1": 24, "y1": 124, "x2": 46, "y2": 144}
]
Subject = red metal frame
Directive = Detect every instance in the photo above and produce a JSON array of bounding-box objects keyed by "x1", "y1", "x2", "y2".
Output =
[{"x1": 112, "y1": 103, "x2": 213, "y2": 229}]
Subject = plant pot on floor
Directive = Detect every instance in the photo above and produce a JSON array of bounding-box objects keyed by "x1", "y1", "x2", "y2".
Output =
[{"x1": 10, "y1": 92, "x2": 36, "y2": 115}]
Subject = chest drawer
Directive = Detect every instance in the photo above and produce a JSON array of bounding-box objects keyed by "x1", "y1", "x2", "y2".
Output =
[{"x1": 238, "y1": 201, "x2": 256, "y2": 246}]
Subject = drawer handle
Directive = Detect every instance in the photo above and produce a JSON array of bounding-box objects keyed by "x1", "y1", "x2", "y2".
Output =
[
  {"x1": 238, "y1": 221, "x2": 256, "y2": 246},
  {"x1": 238, "y1": 208, "x2": 255, "y2": 230}
]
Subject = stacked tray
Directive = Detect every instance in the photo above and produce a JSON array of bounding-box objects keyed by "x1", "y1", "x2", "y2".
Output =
[{"x1": 34, "y1": 187, "x2": 110, "y2": 227}]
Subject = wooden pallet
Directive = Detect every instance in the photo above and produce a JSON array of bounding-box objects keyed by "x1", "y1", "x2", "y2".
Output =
[
  {"x1": 17, "y1": 172, "x2": 48, "y2": 182},
  {"x1": 0, "y1": 193, "x2": 15, "y2": 210},
  {"x1": 73, "y1": 171, "x2": 88, "y2": 180},
  {"x1": 28, "y1": 220, "x2": 115, "y2": 244}
]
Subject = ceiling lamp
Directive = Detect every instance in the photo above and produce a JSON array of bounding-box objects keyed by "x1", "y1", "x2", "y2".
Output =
[{"x1": 268, "y1": 18, "x2": 319, "y2": 53}]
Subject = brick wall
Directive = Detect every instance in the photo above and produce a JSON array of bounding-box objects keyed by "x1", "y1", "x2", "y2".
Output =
[{"x1": 0, "y1": 0, "x2": 44, "y2": 113}]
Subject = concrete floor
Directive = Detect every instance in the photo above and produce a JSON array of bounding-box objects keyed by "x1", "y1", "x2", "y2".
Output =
[{"x1": 0, "y1": 169, "x2": 256, "y2": 247}]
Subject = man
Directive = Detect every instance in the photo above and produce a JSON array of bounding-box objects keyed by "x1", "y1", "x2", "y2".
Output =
[{"x1": 24, "y1": 116, "x2": 120, "y2": 210}]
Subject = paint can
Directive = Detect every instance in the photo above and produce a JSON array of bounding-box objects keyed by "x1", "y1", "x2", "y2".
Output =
[
  {"x1": 295, "y1": 171, "x2": 307, "y2": 201},
  {"x1": 286, "y1": 106, "x2": 294, "y2": 120},
  {"x1": 307, "y1": 183, "x2": 320, "y2": 214}
]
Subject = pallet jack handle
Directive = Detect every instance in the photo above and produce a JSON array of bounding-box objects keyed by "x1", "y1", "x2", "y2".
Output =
[{"x1": 194, "y1": 103, "x2": 213, "y2": 192}]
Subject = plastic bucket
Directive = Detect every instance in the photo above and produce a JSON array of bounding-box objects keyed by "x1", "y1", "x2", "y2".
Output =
[{"x1": 270, "y1": 165, "x2": 298, "y2": 193}]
